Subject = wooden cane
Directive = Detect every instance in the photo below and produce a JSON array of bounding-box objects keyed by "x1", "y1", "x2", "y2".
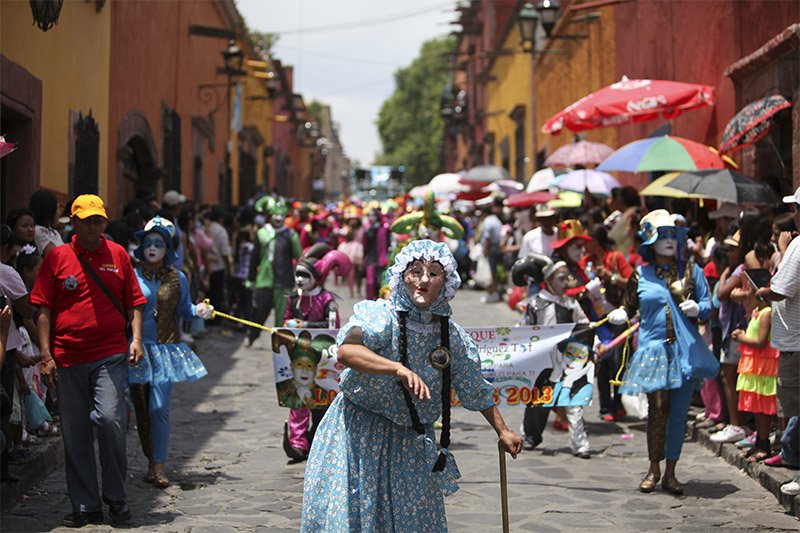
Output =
[{"x1": 498, "y1": 440, "x2": 509, "y2": 533}]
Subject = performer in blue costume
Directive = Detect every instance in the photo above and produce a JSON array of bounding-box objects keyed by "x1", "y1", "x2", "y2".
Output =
[
  {"x1": 301, "y1": 239, "x2": 522, "y2": 532},
  {"x1": 129, "y1": 217, "x2": 213, "y2": 489},
  {"x1": 608, "y1": 210, "x2": 719, "y2": 495}
]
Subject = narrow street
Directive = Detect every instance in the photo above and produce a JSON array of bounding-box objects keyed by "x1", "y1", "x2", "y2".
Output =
[{"x1": 2, "y1": 287, "x2": 797, "y2": 532}]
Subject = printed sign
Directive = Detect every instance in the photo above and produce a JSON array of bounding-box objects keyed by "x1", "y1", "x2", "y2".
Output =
[{"x1": 271, "y1": 325, "x2": 594, "y2": 409}]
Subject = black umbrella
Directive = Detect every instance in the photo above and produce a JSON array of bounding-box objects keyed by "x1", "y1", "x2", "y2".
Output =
[{"x1": 664, "y1": 169, "x2": 777, "y2": 205}]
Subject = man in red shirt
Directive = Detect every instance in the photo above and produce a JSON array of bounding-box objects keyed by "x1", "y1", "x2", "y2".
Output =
[{"x1": 33, "y1": 194, "x2": 146, "y2": 528}]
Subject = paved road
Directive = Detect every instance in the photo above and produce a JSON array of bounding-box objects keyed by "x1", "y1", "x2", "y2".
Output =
[{"x1": 3, "y1": 287, "x2": 798, "y2": 531}]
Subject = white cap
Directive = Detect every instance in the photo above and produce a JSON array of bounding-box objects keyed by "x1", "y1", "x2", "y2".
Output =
[
  {"x1": 782, "y1": 186, "x2": 800, "y2": 205},
  {"x1": 708, "y1": 202, "x2": 742, "y2": 220},
  {"x1": 163, "y1": 190, "x2": 186, "y2": 206},
  {"x1": 535, "y1": 204, "x2": 557, "y2": 218}
]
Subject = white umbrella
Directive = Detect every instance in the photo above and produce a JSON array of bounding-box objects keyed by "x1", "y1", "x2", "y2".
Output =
[
  {"x1": 557, "y1": 169, "x2": 621, "y2": 195},
  {"x1": 408, "y1": 184, "x2": 432, "y2": 199},
  {"x1": 428, "y1": 173, "x2": 468, "y2": 194},
  {"x1": 526, "y1": 167, "x2": 571, "y2": 192},
  {"x1": 462, "y1": 165, "x2": 511, "y2": 182},
  {"x1": 483, "y1": 179, "x2": 524, "y2": 195}
]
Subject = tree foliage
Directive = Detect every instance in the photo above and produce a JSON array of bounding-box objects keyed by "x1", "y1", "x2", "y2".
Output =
[{"x1": 375, "y1": 36, "x2": 454, "y2": 187}]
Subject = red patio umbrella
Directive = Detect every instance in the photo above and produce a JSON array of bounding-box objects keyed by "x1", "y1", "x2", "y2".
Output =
[
  {"x1": 542, "y1": 77, "x2": 715, "y2": 135},
  {"x1": 504, "y1": 191, "x2": 558, "y2": 208}
]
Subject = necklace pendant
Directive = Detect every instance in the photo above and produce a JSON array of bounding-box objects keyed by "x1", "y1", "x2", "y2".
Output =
[{"x1": 429, "y1": 347, "x2": 452, "y2": 370}]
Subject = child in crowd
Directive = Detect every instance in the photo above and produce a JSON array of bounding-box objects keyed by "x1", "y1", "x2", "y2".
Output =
[
  {"x1": 337, "y1": 228, "x2": 364, "y2": 298},
  {"x1": 732, "y1": 276, "x2": 779, "y2": 462},
  {"x1": 511, "y1": 253, "x2": 592, "y2": 457}
]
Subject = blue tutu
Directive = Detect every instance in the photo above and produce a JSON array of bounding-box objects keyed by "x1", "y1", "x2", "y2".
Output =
[{"x1": 128, "y1": 342, "x2": 208, "y2": 387}]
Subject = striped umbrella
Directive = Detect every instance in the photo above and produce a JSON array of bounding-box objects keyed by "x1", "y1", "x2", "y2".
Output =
[{"x1": 598, "y1": 135, "x2": 730, "y2": 173}]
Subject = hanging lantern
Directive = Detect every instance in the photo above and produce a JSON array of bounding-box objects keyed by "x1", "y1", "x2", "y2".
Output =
[{"x1": 29, "y1": 0, "x2": 64, "y2": 32}]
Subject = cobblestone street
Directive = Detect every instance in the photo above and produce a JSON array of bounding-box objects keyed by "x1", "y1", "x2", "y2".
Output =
[{"x1": 2, "y1": 289, "x2": 798, "y2": 531}]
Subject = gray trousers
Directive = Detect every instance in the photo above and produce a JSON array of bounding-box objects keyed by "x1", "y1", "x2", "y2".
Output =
[{"x1": 57, "y1": 353, "x2": 128, "y2": 513}]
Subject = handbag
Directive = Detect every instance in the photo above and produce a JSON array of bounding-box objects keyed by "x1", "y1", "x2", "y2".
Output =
[
  {"x1": 23, "y1": 391, "x2": 52, "y2": 432},
  {"x1": 71, "y1": 245, "x2": 132, "y2": 339}
]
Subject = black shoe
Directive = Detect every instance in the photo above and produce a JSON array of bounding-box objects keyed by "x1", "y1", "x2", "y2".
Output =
[
  {"x1": 102, "y1": 495, "x2": 131, "y2": 523},
  {"x1": 574, "y1": 451, "x2": 591, "y2": 459},
  {"x1": 62, "y1": 511, "x2": 103, "y2": 528}
]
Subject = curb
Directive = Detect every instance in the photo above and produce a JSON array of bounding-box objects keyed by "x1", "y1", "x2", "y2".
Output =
[
  {"x1": 1, "y1": 435, "x2": 64, "y2": 511},
  {"x1": 687, "y1": 417, "x2": 800, "y2": 518}
]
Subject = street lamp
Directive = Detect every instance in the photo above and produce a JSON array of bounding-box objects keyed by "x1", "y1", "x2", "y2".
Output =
[
  {"x1": 536, "y1": 0, "x2": 560, "y2": 38},
  {"x1": 517, "y1": 3, "x2": 539, "y2": 54},
  {"x1": 222, "y1": 40, "x2": 245, "y2": 76},
  {"x1": 29, "y1": 0, "x2": 63, "y2": 32}
]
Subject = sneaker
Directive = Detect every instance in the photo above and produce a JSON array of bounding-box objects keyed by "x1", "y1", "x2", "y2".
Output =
[
  {"x1": 102, "y1": 495, "x2": 131, "y2": 524},
  {"x1": 522, "y1": 436, "x2": 539, "y2": 451},
  {"x1": 710, "y1": 425, "x2": 747, "y2": 443},
  {"x1": 736, "y1": 433, "x2": 757, "y2": 448},
  {"x1": 695, "y1": 412, "x2": 708, "y2": 422},
  {"x1": 62, "y1": 510, "x2": 103, "y2": 528},
  {"x1": 573, "y1": 451, "x2": 591, "y2": 459},
  {"x1": 780, "y1": 480, "x2": 800, "y2": 496}
]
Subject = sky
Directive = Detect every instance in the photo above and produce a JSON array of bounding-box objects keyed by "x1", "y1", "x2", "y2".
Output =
[{"x1": 236, "y1": 0, "x2": 456, "y2": 167}]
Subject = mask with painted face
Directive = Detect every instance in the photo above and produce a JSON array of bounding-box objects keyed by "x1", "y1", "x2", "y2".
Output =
[
  {"x1": 403, "y1": 259, "x2": 445, "y2": 309},
  {"x1": 546, "y1": 265, "x2": 570, "y2": 296},
  {"x1": 142, "y1": 233, "x2": 167, "y2": 264},
  {"x1": 566, "y1": 241, "x2": 585, "y2": 264},
  {"x1": 653, "y1": 227, "x2": 678, "y2": 257},
  {"x1": 295, "y1": 267, "x2": 316, "y2": 292},
  {"x1": 270, "y1": 215, "x2": 285, "y2": 229},
  {"x1": 292, "y1": 357, "x2": 316, "y2": 388}
]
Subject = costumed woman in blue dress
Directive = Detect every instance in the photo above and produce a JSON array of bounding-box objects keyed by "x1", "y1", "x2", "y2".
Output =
[
  {"x1": 608, "y1": 210, "x2": 719, "y2": 495},
  {"x1": 301, "y1": 239, "x2": 523, "y2": 532},
  {"x1": 129, "y1": 216, "x2": 214, "y2": 488}
]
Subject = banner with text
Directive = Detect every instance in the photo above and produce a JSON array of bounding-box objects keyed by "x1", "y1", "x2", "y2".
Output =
[{"x1": 271, "y1": 324, "x2": 593, "y2": 409}]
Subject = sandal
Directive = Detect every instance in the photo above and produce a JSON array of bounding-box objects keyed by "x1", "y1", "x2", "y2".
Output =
[
  {"x1": 153, "y1": 471, "x2": 170, "y2": 489},
  {"x1": 741, "y1": 438, "x2": 771, "y2": 463},
  {"x1": 639, "y1": 472, "x2": 660, "y2": 493}
]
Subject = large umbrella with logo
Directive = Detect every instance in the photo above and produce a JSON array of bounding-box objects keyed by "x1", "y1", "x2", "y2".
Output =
[
  {"x1": 597, "y1": 135, "x2": 730, "y2": 173},
  {"x1": 544, "y1": 140, "x2": 614, "y2": 167},
  {"x1": 663, "y1": 169, "x2": 777, "y2": 205},
  {"x1": 541, "y1": 77, "x2": 715, "y2": 135},
  {"x1": 719, "y1": 95, "x2": 792, "y2": 155}
]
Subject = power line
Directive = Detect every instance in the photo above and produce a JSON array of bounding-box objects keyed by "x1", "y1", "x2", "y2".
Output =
[
  {"x1": 325, "y1": 78, "x2": 395, "y2": 96},
  {"x1": 278, "y1": 45, "x2": 397, "y2": 66},
  {"x1": 267, "y1": 3, "x2": 452, "y2": 35}
]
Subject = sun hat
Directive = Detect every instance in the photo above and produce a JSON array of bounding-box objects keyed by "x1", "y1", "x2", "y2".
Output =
[
  {"x1": 162, "y1": 190, "x2": 186, "y2": 207},
  {"x1": 723, "y1": 230, "x2": 740, "y2": 247},
  {"x1": 708, "y1": 202, "x2": 742, "y2": 220},
  {"x1": 637, "y1": 209, "x2": 688, "y2": 261},
  {"x1": 549, "y1": 219, "x2": 591, "y2": 249},
  {"x1": 71, "y1": 194, "x2": 108, "y2": 220},
  {"x1": 134, "y1": 216, "x2": 177, "y2": 265},
  {"x1": 782, "y1": 185, "x2": 800, "y2": 205}
]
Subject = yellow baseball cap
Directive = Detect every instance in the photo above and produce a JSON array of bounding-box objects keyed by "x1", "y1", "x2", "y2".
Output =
[{"x1": 71, "y1": 194, "x2": 108, "y2": 219}]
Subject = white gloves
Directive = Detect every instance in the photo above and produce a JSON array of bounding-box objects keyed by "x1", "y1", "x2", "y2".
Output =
[
  {"x1": 679, "y1": 299, "x2": 700, "y2": 318},
  {"x1": 196, "y1": 302, "x2": 215, "y2": 319},
  {"x1": 607, "y1": 307, "x2": 628, "y2": 325},
  {"x1": 585, "y1": 278, "x2": 602, "y2": 297}
]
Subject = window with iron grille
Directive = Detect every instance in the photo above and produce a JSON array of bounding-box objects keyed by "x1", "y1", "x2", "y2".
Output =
[
  {"x1": 74, "y1": 111, "x2": 99, "y2": 195},
  {"x1": 162, "y1": 106, "x2": 182, "y2": 192}
]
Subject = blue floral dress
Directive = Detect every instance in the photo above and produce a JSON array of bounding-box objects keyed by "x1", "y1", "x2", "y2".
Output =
[
  {"x1": 302, "y1": 291, "x2": 494, "y2": 530},
  {"x1": 620, "y1": 262, "x2": 720, "y2": 395}
]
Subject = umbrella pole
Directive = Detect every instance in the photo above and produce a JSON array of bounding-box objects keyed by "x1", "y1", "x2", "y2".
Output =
[{"x1": 498, "y1": 440, "x2": 510, "y2": 533}]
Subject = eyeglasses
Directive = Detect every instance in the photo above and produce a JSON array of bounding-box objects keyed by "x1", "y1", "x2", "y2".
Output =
[{"x1": 141, "y1": 238, "x2": 166, "y2": 249}]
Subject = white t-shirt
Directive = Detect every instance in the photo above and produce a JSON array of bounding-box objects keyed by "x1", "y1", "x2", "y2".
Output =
[
  {"x1": 34, "y1": 225, "x2": 63, "y2": 256},
  {"x1": 208, "y1": 221, "x2": 232, "y2": 273},
  {"x1": 770, "y1": 236, "x2": 800, "y2": 352},
  {"x1": 0, "y1": 263, "x2": 29, "y2": 352},
  {"x1": 518, "y1": 227, "x2": 557, "y2": 259}
]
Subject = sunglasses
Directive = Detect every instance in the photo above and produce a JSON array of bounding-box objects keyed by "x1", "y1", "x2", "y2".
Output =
[
  {"x1": 142, "y1": 238, "x2": 166, "y2": 249},
  {"x1": 657, "y1": 227, "x2": 678, "y2": 239}
]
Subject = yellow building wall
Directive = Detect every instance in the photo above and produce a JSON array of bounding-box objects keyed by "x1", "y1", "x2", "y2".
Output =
[
  {"x1": 534, "y1": 6, "x2": 617, "y2": 159},
  {"x1": 485, "y1": 24, "x2": 533, "y2": 178},
  {"x1": 230, "y1": 54, "x2": 275, "y2": 202},
  {"x1": 1, "y1": 1, "x2": 111, "y2": 198}
]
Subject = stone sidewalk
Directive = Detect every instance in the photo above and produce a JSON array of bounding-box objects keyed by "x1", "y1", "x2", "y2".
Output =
[{"x1": 2, "y1": 288, "x2": 798, "y2": 531}]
